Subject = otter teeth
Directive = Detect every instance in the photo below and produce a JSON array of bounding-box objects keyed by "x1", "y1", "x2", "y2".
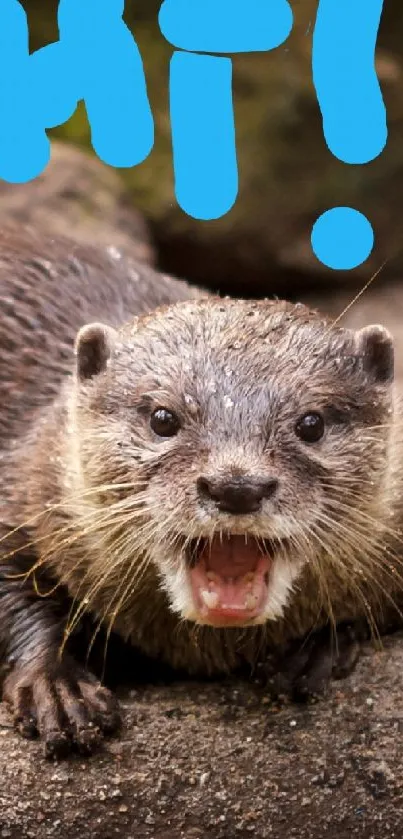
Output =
[
  {"x1": 201, "y1": 589, "x2": 259, "y2": 611},
  {"x1": 244, "y1": 594, "x2": 259, "y2": 611},
  {"x1": 201, "y1": 590, "x2": 220, "y2": 609}
]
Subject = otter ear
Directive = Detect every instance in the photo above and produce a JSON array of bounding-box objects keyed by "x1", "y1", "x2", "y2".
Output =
[
  {"x1": 75, "y1": 323, "x2": 117, "y2": 381},
  {"x1": 355, "y1": 324, "x2": 394, "y2": 384}
]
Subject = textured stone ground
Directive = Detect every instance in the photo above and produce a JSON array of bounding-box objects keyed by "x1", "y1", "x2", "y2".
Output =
[{"x1": 1, "y1": 634, "x2": 403, "y2": 839}]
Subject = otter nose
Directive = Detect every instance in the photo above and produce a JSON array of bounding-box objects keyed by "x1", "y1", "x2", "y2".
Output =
[{"x1": 197, "y1": 476, "x2": 278, "y2": 515}]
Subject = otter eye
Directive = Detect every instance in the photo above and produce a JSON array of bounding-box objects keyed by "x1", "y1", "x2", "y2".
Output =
[
  {"x1": 295, "y1": 412, "x2": 325, "y2": 444},
  {"x1": 150, "y1": 408, "x2": 181, "y2": 438}
]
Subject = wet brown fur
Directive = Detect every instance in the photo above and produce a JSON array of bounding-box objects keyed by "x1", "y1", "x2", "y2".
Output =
[{"x1": 0, "y1": 225, "x2": 402, "y2": 754}]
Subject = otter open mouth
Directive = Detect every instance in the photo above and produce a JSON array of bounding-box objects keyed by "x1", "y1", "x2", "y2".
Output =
[{"x1": 187, "y1": 535, "x2": 278, "y2": 626}]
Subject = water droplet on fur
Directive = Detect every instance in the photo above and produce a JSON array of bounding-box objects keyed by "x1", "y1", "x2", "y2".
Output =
[{"x1": 106, "y1": 245, "x2": 122, "y2": 261}]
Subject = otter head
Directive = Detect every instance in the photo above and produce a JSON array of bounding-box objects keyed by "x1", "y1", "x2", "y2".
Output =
[{"x1": 72, "y1": 299, "x2": 395, "y2": 628}]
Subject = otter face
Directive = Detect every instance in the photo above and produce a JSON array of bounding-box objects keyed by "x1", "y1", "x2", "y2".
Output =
[{"x1": 73, "y1": 300, "x2": 395, "y2": 628}]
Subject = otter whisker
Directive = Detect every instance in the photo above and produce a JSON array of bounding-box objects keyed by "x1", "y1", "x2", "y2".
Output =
[
  {"x1": 322, "y1": 497, "x2": 403, "y2": 553},
  {"x1": 306, "y1": 521, "x2": 383, "y2": 645},
  {"x1": 63, "y1": 505, "x2": 183, "y2": 642},
  {"x1": 2, "y1": 489, "x2": 166, "y2": 577},
  {"x1": 311, "y1": 511, "x2": 403, "y2": 636},
  {"x1": 0, "y1": 479, "x2": 146, "y2": 544},
  {"x1": 329, "y1": 259, "x2": 389, "y2": 330}
]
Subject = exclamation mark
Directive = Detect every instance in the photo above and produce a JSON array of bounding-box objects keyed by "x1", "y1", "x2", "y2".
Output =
[{"x1": 311, "y1": 0, "x2": 387, "y2": 271}]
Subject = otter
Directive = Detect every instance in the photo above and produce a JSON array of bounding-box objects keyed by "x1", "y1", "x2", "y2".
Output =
[{"x1": 0, "y1": 225, "x2": 401, "y2": 757}]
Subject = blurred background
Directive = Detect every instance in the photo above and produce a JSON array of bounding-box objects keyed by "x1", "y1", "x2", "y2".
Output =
[{"x1": 7, "y1": 1, "x2": 403, "y2": 305}]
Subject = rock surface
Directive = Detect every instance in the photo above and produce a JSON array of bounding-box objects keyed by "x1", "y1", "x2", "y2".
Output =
[{"x1": 1, "y1": 634, "x2": 403, "y2": 838}]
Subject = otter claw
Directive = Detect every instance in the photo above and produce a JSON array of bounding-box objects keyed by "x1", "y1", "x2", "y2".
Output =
[
  {"x1": 2, "y1": 656, "x2": 121, "y2": 758},
  {"x1": 260, "y1": 622, "x2": 365, "y2": 702}
]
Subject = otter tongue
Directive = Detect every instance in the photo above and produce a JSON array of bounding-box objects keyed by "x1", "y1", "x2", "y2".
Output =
[{"x1": 190, "y1": 535, "x2": 270, "y2": 622}]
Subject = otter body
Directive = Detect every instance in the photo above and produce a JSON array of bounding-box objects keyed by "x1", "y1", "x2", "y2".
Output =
[{"x1": 0, "y1": 226, "x2": 402, "y2": 756}]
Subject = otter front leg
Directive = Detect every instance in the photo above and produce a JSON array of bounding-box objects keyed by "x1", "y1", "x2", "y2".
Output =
[
  {"x1": 3, "y1": 655, "x2": 120, "y2": 758},
  {"x1": 0, "y1": 532, "x2": 120, "y2": 758},
  {"x1": 260, "y1": 622, "x2": 365, "y2": 702}
]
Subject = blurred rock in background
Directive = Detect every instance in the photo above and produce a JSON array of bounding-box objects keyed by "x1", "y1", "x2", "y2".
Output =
[{"x1": 20, "y1": 0, "x2": 403, "y2": 298}]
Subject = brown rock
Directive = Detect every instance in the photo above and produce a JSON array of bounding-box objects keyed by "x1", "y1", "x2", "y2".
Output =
[{"x1": 1, "y1": 634, "x2": 403, "y2": 837}]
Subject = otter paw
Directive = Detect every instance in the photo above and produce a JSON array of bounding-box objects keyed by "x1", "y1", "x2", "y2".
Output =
[
  {"x1": 2, "y1": 656, "x2": 121, "y2": 758},
  {"x1": 262, "y1": 622, "x2": 364, "y2": 702}
]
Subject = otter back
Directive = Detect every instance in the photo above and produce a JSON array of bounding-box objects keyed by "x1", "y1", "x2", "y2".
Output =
[{"x1": 0, "y1": 225, "x2": 203, "y2": 445}]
